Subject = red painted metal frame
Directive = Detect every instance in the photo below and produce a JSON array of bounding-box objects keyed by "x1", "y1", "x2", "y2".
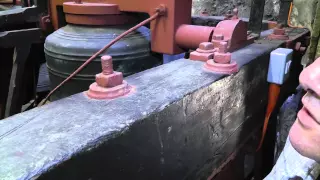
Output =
[{"x1": 49, "y1": 0, "x2": 192, "y2": 55}]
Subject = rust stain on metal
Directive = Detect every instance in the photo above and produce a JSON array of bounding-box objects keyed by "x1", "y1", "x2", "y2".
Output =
[{"x1": 86, "y1": 55, "x2": 131, "y2": 100}]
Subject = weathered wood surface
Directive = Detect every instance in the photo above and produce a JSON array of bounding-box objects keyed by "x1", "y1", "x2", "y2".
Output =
[
  {"x1": 0, "y1": 42, "x2": 280, "y2": 180},
  {"x1": 5, "y1": 45, "x2": 31, "y2": 117},
  {"x1": 248, "y1": 0, "x2": 266, "y2": 36}
]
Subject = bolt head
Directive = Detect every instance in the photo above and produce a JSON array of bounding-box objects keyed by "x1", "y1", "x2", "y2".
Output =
[
  {"x1": 96, "y1": 72, "x2": 123, "y2": 88},
  {"x1": 199, "y1": 42, "x2": 215, "y2": 50}
]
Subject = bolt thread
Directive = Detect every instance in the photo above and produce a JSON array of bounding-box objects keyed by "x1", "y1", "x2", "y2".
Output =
[{"x1": 101, "y1": 56, "x2": 114, "y2": 75}]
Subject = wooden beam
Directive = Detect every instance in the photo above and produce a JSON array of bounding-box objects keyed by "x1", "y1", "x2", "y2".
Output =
[
  {"x1": 0, "y1": 42, "x2": 281, "y2": 179},
  {"x1": 4, "y1": 44, "x2": 31, "y2": 117}
]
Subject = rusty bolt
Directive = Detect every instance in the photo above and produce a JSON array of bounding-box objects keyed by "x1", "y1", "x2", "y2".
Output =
[
  {"x1": 213, "y1": 34, "x2": 224, "y2": 41},
  {"x1": 101, "y1": 55, "x2": 114, "y2": 75},
  {"x1": 199, "y1": 42, "x2": 215, "y2": 51},
  {"x1": 96, "y1": 55, "x2": 123, "y2": 88},
  {"x1": 295, "y1": 42, "x2": 307, "y2": 53},
  {"x1": 155, "y1": 5, "x2": 167, "y2": 16},
  {"x1": 218, "y1": 41, "x2": 228, "y2": 53}
]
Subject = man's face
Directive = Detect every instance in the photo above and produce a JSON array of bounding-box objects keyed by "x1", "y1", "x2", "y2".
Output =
[{"x1": 289, "y1": 58, "x2": 320, "y2": 162}]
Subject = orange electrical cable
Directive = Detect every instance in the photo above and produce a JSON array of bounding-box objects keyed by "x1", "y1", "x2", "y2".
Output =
[
  {"x1": 257, "y1": 83, "x2": 281, "y2": 151},
  {"x1": 39, "y1": 12, "x2": 162, "y2": 106},
  {"x1": 287, "y1": 2, "x2": 304, "y2": 28}
]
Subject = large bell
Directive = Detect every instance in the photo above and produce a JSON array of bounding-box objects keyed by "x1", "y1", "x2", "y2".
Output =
[{"x1": 44, "y1": 2, "x2": 161, "y2": 101}]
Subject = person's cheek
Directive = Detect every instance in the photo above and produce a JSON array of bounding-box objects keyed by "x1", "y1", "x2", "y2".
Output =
[
  {"x1": 290, "y1": 119, "x2": 320, "y2": 161},
  {"x1": 299, "y1": 59, "x2": 320, "y2": 95}
]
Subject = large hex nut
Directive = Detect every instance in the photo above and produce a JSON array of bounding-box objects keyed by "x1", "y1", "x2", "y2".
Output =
[{"x1": 95, "y1": 71, "x2": 123, "y2": 88}]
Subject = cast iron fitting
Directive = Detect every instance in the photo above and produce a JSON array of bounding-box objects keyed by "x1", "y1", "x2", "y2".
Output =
[{"x1": 86, "y1": 56, "x2": 131, "y2": 100}]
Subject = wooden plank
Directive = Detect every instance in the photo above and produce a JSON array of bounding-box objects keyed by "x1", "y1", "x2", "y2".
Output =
[{"x1": 4, "y1": 44, "x2": 31, "y2": 117}]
